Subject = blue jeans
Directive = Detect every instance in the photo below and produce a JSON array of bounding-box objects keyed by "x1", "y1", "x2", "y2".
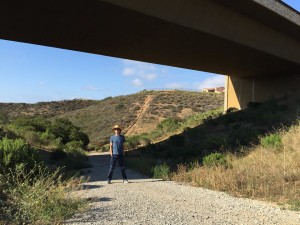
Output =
[{"x1": 107, "y1": 154, "x2": 127, "y2": 180}]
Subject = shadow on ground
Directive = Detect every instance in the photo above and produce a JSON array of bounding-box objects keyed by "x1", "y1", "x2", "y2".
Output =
[{"x1": 81, "y1": 153, "x2": 162, "y2": 183}]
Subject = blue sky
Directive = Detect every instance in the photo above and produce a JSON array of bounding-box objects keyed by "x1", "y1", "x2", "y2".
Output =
[{"x1": 0, "y1": 0, "x2": 299, "y2": 103}]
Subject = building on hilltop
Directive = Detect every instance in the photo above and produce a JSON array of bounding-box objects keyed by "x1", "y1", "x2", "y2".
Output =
[{"x1": 201, "y1": 87, "x2": 225, "y2": 93}]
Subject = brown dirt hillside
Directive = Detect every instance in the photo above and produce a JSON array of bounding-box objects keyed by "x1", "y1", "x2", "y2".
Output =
[
  {"x1": 55, "y1": 90, "x2": 224, "y2": 144},
  {"x1": 0, "y1": 99, "x2": 97, "y2": 118}
]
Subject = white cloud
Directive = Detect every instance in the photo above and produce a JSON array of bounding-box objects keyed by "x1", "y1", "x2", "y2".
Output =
[
  {"x1": 195, "y1": 76, "x2": 225, "y2": 90},
  {"x1": 82, "y1": 85, "x2": 99, "y2": 91},
  {"x1": 122, "y1": 59, "x2": 162, "y2": 86},
  {"x1": 132, "y1": 78, "x2": 143, "y2": 87},
  {"x1": 122, "y1": 68, "x2": 135, "y2": 76}
]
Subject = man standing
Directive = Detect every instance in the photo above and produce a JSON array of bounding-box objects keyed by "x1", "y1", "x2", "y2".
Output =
[{"x1": 107, "y1": 125, "x2": 129, "y2": 184}]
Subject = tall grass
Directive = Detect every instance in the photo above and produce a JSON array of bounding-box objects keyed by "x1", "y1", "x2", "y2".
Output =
[
  {"x1": 173, "y1": 123, "x2": 300, "y2": 209},
  {"x1": 0, "y1": 137, "x2": 88, "y2": 224},
  {"x1": 151, "y1": 163, "x2": 171, "y2": 180},
  {"x1": 0, "y1": 164, "x2": 86, "y2": 224}
]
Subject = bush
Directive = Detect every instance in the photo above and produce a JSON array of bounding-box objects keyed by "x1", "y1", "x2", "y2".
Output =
[
  {"x1": 126, "y1": 136, "x2": 141, "y2": 149},
  {"x1": 64, "y1": 140, "x2": 84, "y2": 152},
  {"x1": 0, "y1": 164, "x2": 86, "y2": 224},
  {"x1": 51, "y1": 137, "x2": 64, "y2": 150},
  {"x1": 23, "y1": 131, "x2": 41, "y2": 145},
  {"x1": 157, "y1": 118, "x2": 181, "y2": 133},
  {"x1": 115, "y1": 103, "x2": 125, "y2": 111},
  {"x1": 151, "y1": 163, "x2": 170, "y2": 180},
  {"x1": 40, "y1": 130, "x2": 56, "y2": 145},
  {"x1": 0, "y1": 138, "x2": 38, "y2": 173},
  {"x1": 260, "y1": 133, "x2": 282, "y2": 150},
  {"x1": 204, "y1": 136, "x2": 227, "y2": 151},
  {"x1": 203, "y1": 153, "x2": 228, "y2": 168}
]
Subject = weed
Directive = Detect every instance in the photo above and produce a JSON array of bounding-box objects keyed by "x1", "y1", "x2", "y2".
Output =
[
  {"x1": 151, "y1": 163, "x2": 171, "y2": 180},
  {"x1": 288, "y1": 200, "x2": 300, "y2": 211},
  {"x1": 203, "y1": 153, "x2": 228, "y2": 168},
  {"x1": 0, "y1": 164, "x2": 87, "y2": 224},
  {"x1": 260, "y1": 133, "x2": 282, "y2": 150}
]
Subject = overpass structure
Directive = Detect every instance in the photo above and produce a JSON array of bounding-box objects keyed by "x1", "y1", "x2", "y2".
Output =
[{"x1": 1, "y1": 0, "x2": 300, "y2": 109}]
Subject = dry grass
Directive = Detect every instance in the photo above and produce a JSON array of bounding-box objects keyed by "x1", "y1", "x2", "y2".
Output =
[{"x1": 173, "y1": 123, "x2": 300, "y2": 207}]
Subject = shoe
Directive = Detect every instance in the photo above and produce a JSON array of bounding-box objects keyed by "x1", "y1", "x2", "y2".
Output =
[
  {"x1": 106, "y1": 180, "x2": 111, "y2": 184},
  {"x1": 123, "y1": 179, "x2": 129, "y2": 184}
]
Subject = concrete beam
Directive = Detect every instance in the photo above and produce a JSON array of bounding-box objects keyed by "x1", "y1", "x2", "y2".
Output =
[{"x1": 1, "y1": 0, "x2": 300, "y2": 77}]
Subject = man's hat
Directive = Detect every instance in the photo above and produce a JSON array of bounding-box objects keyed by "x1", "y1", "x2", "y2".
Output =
[{"x1": 112, "y1": 125, "x2": 122, "y2": 131}]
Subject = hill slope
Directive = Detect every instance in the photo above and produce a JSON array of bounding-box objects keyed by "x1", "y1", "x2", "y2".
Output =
[
  {"x1": 0, "y1": 99, "x2": 98, "y2": 118},
  {"x1": 55, "y1": 90, "x2": 223, "y2": 144},
  {"x1": 0, "y1": 90, "x2": 224, "y2": 144}
]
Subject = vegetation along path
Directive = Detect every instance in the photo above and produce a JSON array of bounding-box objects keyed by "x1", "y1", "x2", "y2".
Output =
[{"x1": 64, "y1": 152, "x2": 299, "y2": 225}]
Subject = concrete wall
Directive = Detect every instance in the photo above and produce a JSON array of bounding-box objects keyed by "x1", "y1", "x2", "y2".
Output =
[{"x1": 225, "y1": 75, "x2": 300, "y2": 110}]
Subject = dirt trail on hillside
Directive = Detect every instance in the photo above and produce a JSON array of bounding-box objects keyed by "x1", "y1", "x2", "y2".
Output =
[
  {"x1": 125, "y1": 95, "x2": 153, "y2": 136},
  {"x1": 64, "y1": 152, "x2": 299, "y2": 225}
]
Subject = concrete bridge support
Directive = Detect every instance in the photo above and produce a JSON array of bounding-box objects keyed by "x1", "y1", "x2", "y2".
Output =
[{"x1": 225, "y1": 75, "x2": 300, "y2": 110}]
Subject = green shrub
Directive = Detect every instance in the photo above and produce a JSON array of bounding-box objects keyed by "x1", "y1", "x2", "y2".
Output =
[
  {"x1": 115, "y1": 103, "x2": 125, "y2": 111},
  {"x1": 51, "y1": 137, "x2": 64, "y2": 150},
  {"x1": 40, "y1": 130, "x2": 56, "y2": 145},
  {"x1": 203, "y1": 153, "x2": 228, "y2": 168},
  {"x1": 0, "y1": 112, "x2": 9, "y2": 125},
  {"x1": 126, "y1": 136, "x2": 142, "y2": 149},
  {"x1": 23, "y1": 130, "x2": 41, "y2": 145},
  {"x1": 69, "y1": 129, "x2": 90, "y2": 148},
  {"x1": 151, "y1": 163, "x2": 170, "y2": 180},
  {"x1": 0, "y1": 138, "x2": 38, "y2": 172},
  {"x1": 204, "y1": 136, "x2": 227, "y2": 151},
  {"x1": 64, "y1": 140, "x2": 84, "y2": 152},
  {"x1": 0, "y1": 164, "x2": 86, "y2": 224},
  {"x1": 157, "y1": 118, "x2": 181, "y2": 133},
  {"x1": 260, "y1": 133, "x2": 282, "y2": 150},
  {"x1": 139, "y1": 136, "x2": 151, "y2": 146}
]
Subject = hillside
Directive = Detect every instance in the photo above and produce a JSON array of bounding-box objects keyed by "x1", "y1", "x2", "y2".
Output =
[
  {"x1": 0, "y1": 90, "x2": 223, "y2": 144},
  {"x1": 0, "y1": 99, "x2": 98, "y2": 118},
  {"x1": 55, "y1": 90, "x2": 224, "y2": 145}
]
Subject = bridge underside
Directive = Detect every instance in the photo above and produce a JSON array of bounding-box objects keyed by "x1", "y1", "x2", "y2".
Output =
[{"x1": 1, "y1": 0, "x2": 300, "y2": 108}]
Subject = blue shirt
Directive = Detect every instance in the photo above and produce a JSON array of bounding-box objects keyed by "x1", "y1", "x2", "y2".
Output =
[{"x1": 110, "y1": 135, "x2": 125, "y2": 155}]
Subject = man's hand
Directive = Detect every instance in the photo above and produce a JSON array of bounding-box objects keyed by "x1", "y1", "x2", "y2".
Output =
[{"x1": 109, "y1": 142, "x2": 113, "y2": 156}]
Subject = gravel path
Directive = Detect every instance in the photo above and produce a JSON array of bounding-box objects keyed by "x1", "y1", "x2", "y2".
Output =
[{"x1": 64, "y1": 152, "x2": 300, "y2": 225}]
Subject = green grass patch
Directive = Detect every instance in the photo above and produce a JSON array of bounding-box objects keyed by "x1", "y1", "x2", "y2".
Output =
[{"x1": 260, "y1": 133, "x2": 282, "y2": 150}]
